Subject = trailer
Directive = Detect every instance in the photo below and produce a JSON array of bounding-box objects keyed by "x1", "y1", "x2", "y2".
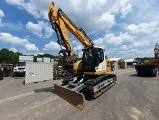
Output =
[
  {"x1": 135, "y1": 64, "x2": 159, "y2": 77},
  {"x1": 135, "y1": 43, "x2": 159, "y2": 77}
]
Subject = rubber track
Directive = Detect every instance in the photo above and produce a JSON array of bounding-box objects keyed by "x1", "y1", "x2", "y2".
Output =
[{"x1": 83, "y1": 74, "x2": 116, "y2": 98}]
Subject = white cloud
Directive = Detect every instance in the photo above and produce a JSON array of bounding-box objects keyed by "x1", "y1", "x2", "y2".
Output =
[
  {"x1": 0, "y1": 32, "x2": 39, "y2": 53},
  {"x1": 119, "y1": 40, "x2": 151, "y2": 58},
  {"x1": 120, "y1": 45, "x2": 129, "y2": 50},
  {"x1": 24, "y1": 44, "x2": 39, "y2": 52},
  {"x1": 132, "y1": 41, "x2": 149, "y2": 47},
  {"x1": 5, "y1": 0, "x2": 133, "y2": 33},
  {"x1": 5, "y1": 0, "x2": 24, "y2": 6},
  {"x1": 128, "y1": 0, "x2": 159, "y2": 24},
  {"x1": 26, "y1": 21, "x2": 53, "y2": 38},
  {"x1": 9, "y1": 47, "x2": 17, "y2": 53},
  {"x1": 0, "y1": 9, "x2": 4, "y2": 26},
  {"x1": 94, "y1": 32, "x2": 134, "y2": 47},
  {"x1": 5, "y1": 0, "x2": 47, "y2": 19},
  {"x1": 119, "y1": 48, "x2": 153, "y2": 58},
  {"x1": 43, "y1": 41, "x2": 61, "y2": 52},
  {"x1": 119, "y1": 0, "x2": 132, "y2": 18},
  {"x1": 0, "y1": 9, "x2": 4, "y2": 17},
  {"x1": 0, "y1": 32, "x2": 29, "y2": 45},
  {"x1": 98, "y1": 13, "x2": 115, "y2": 29},
  {"x1": 127, "y1": 21, "x2": 159, "y2": 34}
]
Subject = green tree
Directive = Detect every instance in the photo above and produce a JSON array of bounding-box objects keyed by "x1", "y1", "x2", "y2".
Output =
[
  {"x1": 0, "y1": 48, "x2": 23, "y2": 65},
  {"x1": 0, "y1": 48, "x2": 60, "y2": 64}
]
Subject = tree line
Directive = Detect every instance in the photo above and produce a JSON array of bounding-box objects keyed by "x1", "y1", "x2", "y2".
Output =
[
  {"x1": 0, "y1": 48, "x2": 81, "y2": 66},
  {"x1": 0, "y1": 48, "x2": 59, "y2": 65}
]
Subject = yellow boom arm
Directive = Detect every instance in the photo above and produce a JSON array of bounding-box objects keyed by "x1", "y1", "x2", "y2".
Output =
[{"x1": 48, "y1": 2, "x2": 94, "y2": 57}]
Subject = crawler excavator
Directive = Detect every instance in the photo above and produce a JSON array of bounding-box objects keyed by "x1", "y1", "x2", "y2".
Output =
[{"x1": 48, "y1": 2, "x2": 117, "y2": 110}]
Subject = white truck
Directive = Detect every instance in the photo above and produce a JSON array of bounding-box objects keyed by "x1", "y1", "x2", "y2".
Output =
[{"x1": 13, "y1": 56, "x2": 33, "y2": 77}]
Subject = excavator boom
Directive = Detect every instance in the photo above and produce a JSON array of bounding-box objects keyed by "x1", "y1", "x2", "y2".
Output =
[{"x1": 48, "y1": 2, "x2": 94, "y2": 57}]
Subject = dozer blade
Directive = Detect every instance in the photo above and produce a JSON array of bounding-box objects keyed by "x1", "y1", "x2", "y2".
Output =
[{"x1": 53, "y1": 84, "x2": 85, "y2": 110}]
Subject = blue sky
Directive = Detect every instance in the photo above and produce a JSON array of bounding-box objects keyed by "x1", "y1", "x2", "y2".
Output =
[{"x1": 0, "y1": 0, "x2": 159, "y2": 59}]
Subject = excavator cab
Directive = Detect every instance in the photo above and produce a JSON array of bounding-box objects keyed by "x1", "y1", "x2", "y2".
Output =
[{"x1": 82, "y1": 47, "x2": 106, "y2": 74}]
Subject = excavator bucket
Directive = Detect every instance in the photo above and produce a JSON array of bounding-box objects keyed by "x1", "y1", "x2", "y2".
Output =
[{"x1": 53, "y1": 84, "x2": 85, "y2": 110}]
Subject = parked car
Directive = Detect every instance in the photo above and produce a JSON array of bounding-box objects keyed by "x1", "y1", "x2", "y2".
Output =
[{"x1": 13, "y1": 66, "x2": 25, "y2": 77}]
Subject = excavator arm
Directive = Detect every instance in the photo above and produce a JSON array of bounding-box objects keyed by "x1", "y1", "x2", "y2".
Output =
[{"x1": 48, "y1": 2, "x2": 94, "y2": 58}]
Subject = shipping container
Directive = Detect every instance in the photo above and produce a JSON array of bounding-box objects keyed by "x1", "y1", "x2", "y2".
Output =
[
  {"x1": 43, "y1": 57, "x2": 50, "y2": 62},
  {"x1": 19, "y1": 55, "x2": 34, "y2": 62},
  {"x1": 25, "y1": 62, "x2": 53, "y2": 84}
]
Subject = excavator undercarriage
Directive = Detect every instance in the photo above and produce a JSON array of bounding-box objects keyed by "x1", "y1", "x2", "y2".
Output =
[{"x1": 54, "y1": 74, "x2": 117, "y2": 110}]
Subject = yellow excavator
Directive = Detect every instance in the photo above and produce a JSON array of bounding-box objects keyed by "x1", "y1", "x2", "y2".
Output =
[{"x1": 48, "y1": 2, "x2": 117, "y2": 110}]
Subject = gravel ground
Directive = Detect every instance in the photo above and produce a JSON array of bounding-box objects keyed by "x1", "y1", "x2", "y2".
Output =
[{"x1": 0, "y1": 68, "x2": 159, "y2": 120}]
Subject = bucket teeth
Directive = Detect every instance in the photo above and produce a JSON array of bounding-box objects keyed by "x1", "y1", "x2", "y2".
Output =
[{"x1": 53, "y1": 84, "x2": 85, "y2": 110}]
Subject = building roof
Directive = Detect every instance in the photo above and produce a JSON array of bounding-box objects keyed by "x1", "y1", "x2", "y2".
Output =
[
  {"x1": 109, "y1": 58, "x2": 125, "y2": 62},
  {"x1": 125, "y1": 58, "x2": 137, "y2": 63}
]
